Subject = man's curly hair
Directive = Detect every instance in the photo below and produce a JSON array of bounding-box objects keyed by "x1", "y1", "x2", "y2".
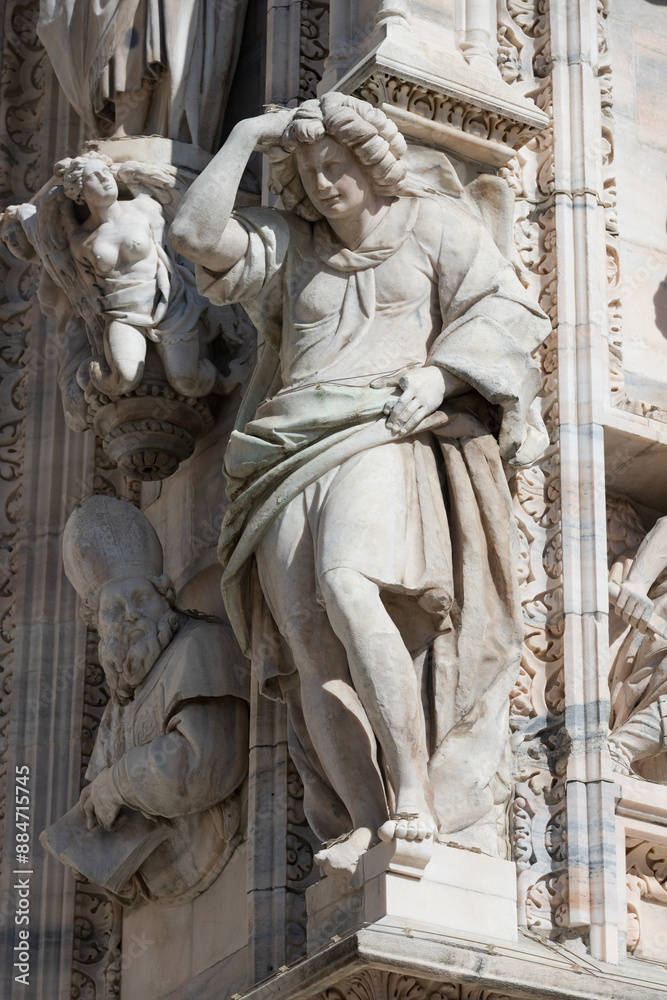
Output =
[
  {"x1": 54, "y1": 151, "x2": 115, "y2": 205},
  {"x1": 268, "y1": 93, "x2": 407, "y2": 221}
]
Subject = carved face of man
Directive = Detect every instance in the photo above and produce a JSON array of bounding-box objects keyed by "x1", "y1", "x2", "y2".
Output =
[
  {"x1": 295, "y1": 136, "x2": 377, "y2": 221},
  {"x1": 80, "y1": 161, "x2": 118, "y2": 210},
  {"x1": 0, "y1": 217, "x2": 34, "y2": 261},
  {"x1": 95, "y1": 575, "x2": 179, "y2": 704}
]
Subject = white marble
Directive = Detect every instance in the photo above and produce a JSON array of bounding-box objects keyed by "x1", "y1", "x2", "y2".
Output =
[
  {"x1": 171, "y1": 93, "x2": 550, "y2": 879},
  {"x1": 41, "y1": 495, "x2": 250, "y2": 905}
]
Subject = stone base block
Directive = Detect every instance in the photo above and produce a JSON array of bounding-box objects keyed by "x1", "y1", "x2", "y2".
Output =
[{"x1": 306, "y1": 840, "x2": 517, "y2": 952}]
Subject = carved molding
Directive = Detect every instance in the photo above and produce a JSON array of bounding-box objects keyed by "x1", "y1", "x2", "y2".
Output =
[
  {"x1": 309, "y1": 969, "x2": 526, "y2": 999},
  {"x1": 356, "y1": 69, "x2": 547, "y2": 167}
]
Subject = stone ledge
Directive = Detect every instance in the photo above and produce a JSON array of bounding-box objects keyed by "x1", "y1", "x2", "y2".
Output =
[{"x1": 232, "y1": 924, "x2": 667, "y2": 1000}]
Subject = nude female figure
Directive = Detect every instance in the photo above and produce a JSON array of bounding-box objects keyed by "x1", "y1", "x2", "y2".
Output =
[{"x1": 57, "y1": 152, "x2": 222, "y2": 398}]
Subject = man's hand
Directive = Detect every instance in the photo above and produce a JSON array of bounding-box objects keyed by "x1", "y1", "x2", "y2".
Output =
[
  {"x1": 382, "y1": 366, "x2": 449, "y2": 434},
  {"x1": 247, "y1": 108, "x2": 296, "y2": 153},
  {"x1": 80, "y1": 769, "x2": 124, "y2": 832},
  {"x1": 613, "y1": 581, "x2": 655, "y2": 633}
]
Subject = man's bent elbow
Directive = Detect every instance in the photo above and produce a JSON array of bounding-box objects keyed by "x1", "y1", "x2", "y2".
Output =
[{"x1": 169, "y1": 219, "x2": 202, "y2": 262}]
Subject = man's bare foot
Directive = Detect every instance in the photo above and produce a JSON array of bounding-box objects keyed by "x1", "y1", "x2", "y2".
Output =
[
  {"x1": 89, "y1": 358, "x2": 142, "y2": 397},
  {"x1": 314, "y1": 827, "x2": 375, "y2": 876},
  {"x1": 378, "y1": 809, "x2": 437, "y2": 844}
]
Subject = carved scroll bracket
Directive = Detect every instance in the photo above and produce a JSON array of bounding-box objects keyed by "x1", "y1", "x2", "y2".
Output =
[{"x1": 343, "y1": 50, "x2": 549, "y2": 168}]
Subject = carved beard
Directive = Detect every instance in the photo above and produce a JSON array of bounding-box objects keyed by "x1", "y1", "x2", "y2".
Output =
[{"x1": 98, "y1": 608, "x2": 180, "y2": 706}]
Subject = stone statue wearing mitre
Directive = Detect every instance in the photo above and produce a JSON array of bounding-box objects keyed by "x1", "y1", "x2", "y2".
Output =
[
  {"x1": 42, "y1": 496, "x2": 249, "y2": 905},
  {"x1": 171, "y1": 95, "x2": 552, "y2": 874}
]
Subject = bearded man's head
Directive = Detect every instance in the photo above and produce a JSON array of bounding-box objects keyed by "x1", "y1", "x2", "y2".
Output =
[
  {"x1": 84, "y1": 573, "x2": 181, "y2": 705},
  {"x1": 62, "y1": 496, "x2": 182, "y2": 706}
]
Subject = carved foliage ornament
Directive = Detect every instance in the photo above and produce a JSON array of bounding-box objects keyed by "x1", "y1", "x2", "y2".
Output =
[{"x1": 310, "y1": 970, "x2": 522, "y2": 1000}]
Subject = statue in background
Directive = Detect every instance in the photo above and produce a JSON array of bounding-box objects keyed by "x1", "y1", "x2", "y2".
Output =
[
  {"x1": 37, "y1": 0, "x2": 249, "y2": 151},
  {"x1": 609, "y1": 514, "x2": 667, "y2": 780},
  {"x1": 42, "y1": 495, "x2": 250, "y2": 905},
  {"x1": 171, "y1": 95, "x2": 551, "y2": 874}
]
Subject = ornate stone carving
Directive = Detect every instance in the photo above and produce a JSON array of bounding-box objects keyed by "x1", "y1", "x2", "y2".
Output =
[
  {"x1": 42, "y1": 495, "x2": 250, "y2": 905},
  {"x1": 300, "y1": 0, "x2": 330, "y2": 101},
  {"x1": 497, "y1": 0, "x2": 571, "y2": 936},
  {"x1": 285, "y1": 758, "x2": 320, "y2": 963},
  {"x1": 0, "y1": 143, "x2": 249, "y2": 479},
  {"x1": 171, "y1": 94, "x2": 551, "y2": 877},
  {"x1": 0, "y1": 0, "x2": 44, "y2": 881},
  {"x1": 356, "y1": 71, "x2": 543, "y2": 167},
  {"x1": 625, "y1": 839, "x2": 667, "y2": 956},
  {"x1": 310, "y1": 970, "x2": 524, "y2": 1000}
]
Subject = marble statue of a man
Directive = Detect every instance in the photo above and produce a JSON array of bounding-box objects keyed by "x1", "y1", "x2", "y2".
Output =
[
  {"x1": 171, "y1": 94, "x2": 551, "y2": 873},
  {"x1": 44, "y1": 495, "x2": 250, "y2": 905}
]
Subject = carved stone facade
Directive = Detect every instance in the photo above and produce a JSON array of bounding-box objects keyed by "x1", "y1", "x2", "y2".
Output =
[{"x1": 3, "y1": 0, "x2": 667, "y2": 999}]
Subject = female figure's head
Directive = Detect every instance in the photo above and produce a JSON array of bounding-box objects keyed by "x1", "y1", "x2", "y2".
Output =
[
  {"x1": 55, "y1": 151, "x2": 117, "y2": 210},
  {"x1": 269, "y1": 94, "x2": 407, "y2": 221}
]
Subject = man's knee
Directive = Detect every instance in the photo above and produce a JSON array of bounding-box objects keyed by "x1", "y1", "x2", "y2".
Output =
[{"x1": 320, "y1": 568, "x2": 377, "y2": 619}]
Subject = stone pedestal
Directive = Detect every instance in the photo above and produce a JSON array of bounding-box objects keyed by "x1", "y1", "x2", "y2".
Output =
[{"x1": 306, "y1": 841, "x2": 518, "y2": 953}]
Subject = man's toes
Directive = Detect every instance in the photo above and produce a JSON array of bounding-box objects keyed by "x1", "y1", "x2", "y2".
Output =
[
  {"x1": 395, "y1": 819, "x2": 409, "y2": 839},
  {"x1": 379, "y1": 820, "x2": 396, "y2": 842}
]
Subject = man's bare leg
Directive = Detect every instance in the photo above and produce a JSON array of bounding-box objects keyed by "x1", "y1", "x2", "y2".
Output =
[
  {"x1": 321, "y1": 567, "x2": 437, "y2": 844},
  {"x1": 256, "y1": 531, "x2": 389, "y2": 875}
]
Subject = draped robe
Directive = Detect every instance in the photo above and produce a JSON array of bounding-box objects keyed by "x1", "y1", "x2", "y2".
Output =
[
  {"x1": 197, "y1": 193, "x2": 551, "y2": 852},
  {"x1": 37, "y1": 0, "x2": 248, "y2": 150}
]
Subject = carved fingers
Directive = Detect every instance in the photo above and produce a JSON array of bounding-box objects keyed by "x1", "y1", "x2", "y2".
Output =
[
  {"x1": 383, "y1": 365, "x2": 447, "y2": 434},
  {"x1": 80, "y1": 769, "x2": 122, "y2": 832},
  {"x1": 614, "y1": 582, "x2": 654, "y2": 632},
  {"x1": 252, "y1": 108, "x2": 296, "y2": 152}
]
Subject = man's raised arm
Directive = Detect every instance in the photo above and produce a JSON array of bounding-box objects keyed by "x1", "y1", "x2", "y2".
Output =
[{"x1": 169, "y1": 109, "x2": 294, "y2": 273}]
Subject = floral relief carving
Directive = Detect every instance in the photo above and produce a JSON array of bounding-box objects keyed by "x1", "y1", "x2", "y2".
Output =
[
  {"x1": 357, "y1": 73, "x2": 540, "y2": 151},
  {"x1": 625, "y1": 839, "x2": 667, "y2": 955},
  {"x1": 310, "y1": 970, "x2": 527, "y2": 1000},
  {"x1": 300, "y1": 0, "x2": 330, "y2": 101},
  {"x1": 498, "y1": 0, "x2": 571, "y2": 935}
]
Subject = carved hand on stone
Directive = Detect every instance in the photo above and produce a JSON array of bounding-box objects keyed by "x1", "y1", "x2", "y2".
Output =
[
  {"x1": 80, "y1": 768, "x2": 123, "y2": 832},
  {"x1": 613, "y1": 581, "x2": 655, "y2": 633},
  {"x1": 381, "y1": 366, "x2": 461, "y2": 434}
]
